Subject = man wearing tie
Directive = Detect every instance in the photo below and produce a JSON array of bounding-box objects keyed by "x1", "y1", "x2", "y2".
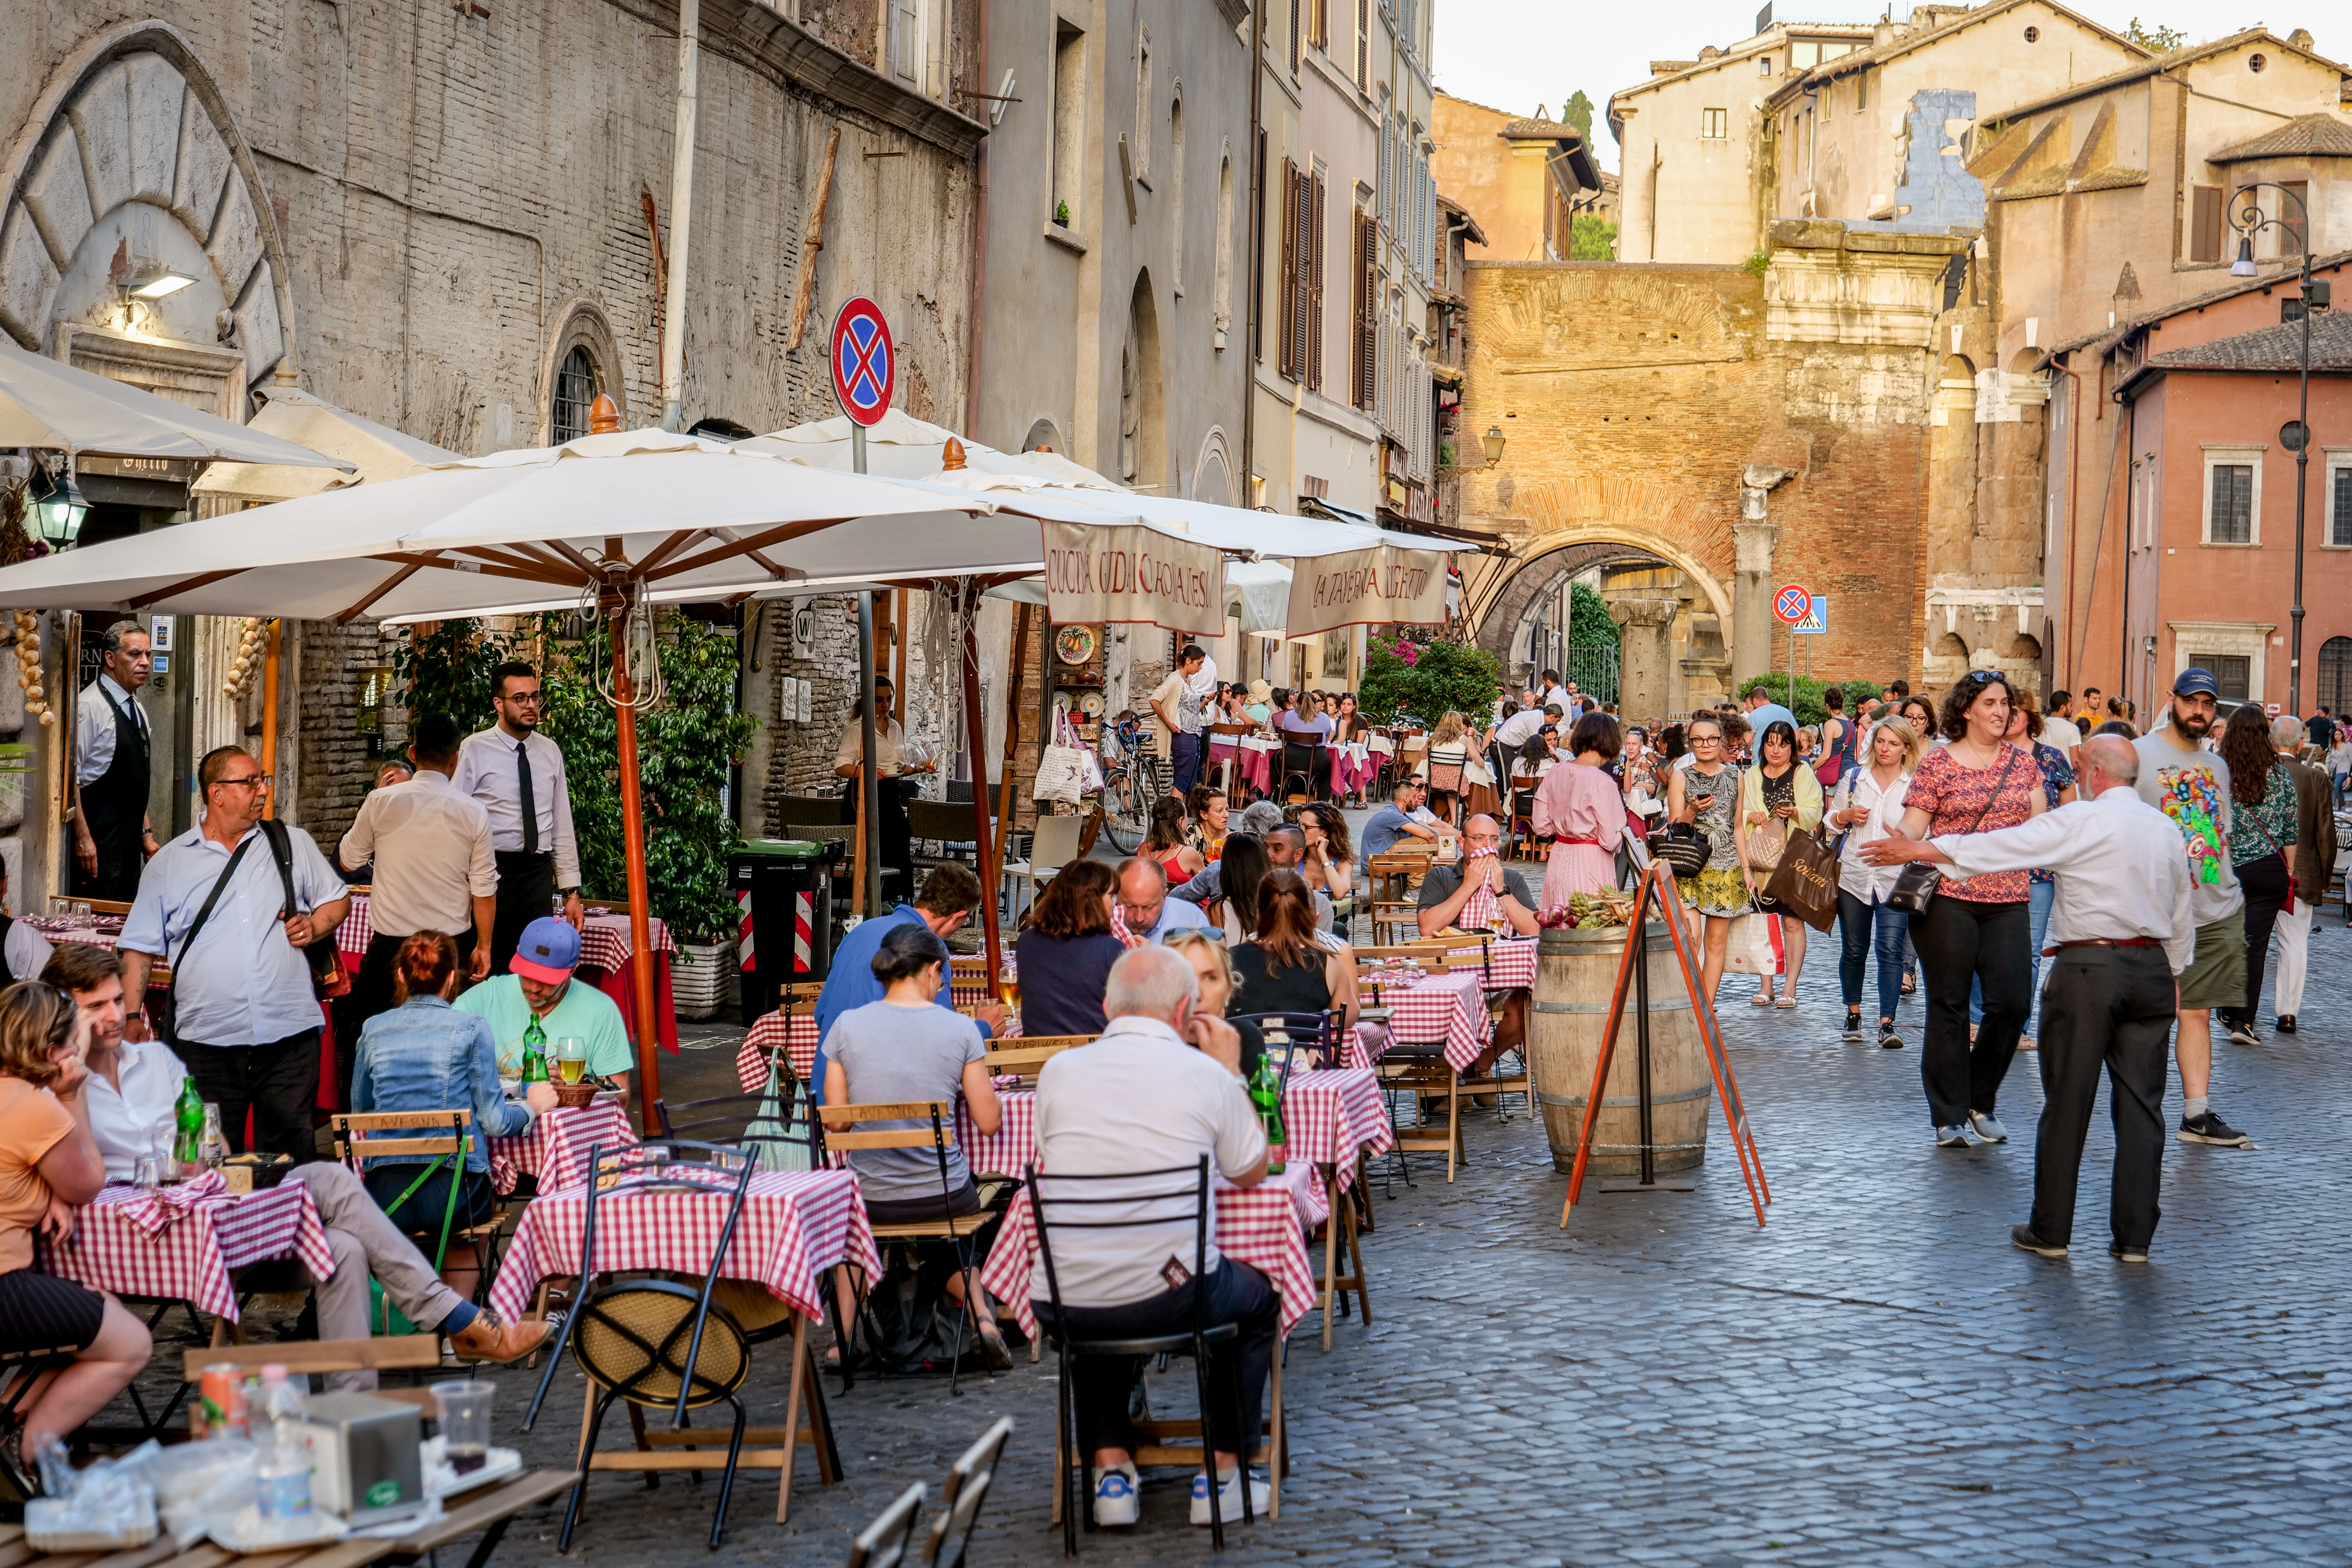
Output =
[
  {"x1": 73, "y1": 621, "x2": 161, "y2": 903},
  {"x1": 453, "y1": 662, "x2": 583, "y2": 973}
]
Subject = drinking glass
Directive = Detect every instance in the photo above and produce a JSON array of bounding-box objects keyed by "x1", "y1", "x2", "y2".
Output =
[
  {"x1": 47, "y1": 896, "x2": 73, "y2": 919},
  {"x1": 134, "y1": 1152, "x2": 164, "y2": 1190},
  {"x1": 555, "y1": 1036, "x2": 587, "y2": 1085},
  {"x1": 430, "y1": 1380, "x2": 496, "y2": 1475},
  {"x1": 70, "y1": 901, "x2": 90, "y2": 921}
]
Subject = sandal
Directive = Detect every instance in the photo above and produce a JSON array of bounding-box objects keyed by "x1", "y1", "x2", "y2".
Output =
[
  {"x1": 1774, "y1": 997, "x2": 1798, "y2": 1009},
  {"x1": 1900, "y1": 976, "x2": 1916, "y2": 995},
  {"x1": 1749, "y1": 993, "x2": 1775, "y2": 1007}
]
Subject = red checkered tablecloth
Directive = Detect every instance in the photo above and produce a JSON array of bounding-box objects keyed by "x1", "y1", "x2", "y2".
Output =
[
  {"x1": 736, "y1": 999, "x2": 1018, "y2": 1094},
  {"x1": 335, "y1": 895, "x2": 673, "y2": 969},
  {"x1": 979, "y1": 1176, "x2": 1315, "y2": 1339},
  {"x1": 958, "y1": 1092, "x2": 1038, "y2": 1178},
  {"x1": 1436, "y1": 937, "x2": 1537, "y2": 991},
  {"x1": 40, "y1": 1174, "x2": 336, "y2": 1322},
  {"x1": 1279, "y1": 1068, "x2": 1394, "y2": 1182},
  {"x1": 1360, "y1": 968, "x2": 1492, "y2": 1072},
  {"x1": 488, "y1": 1168, "x2": 880, "y2": 1324},
  {"x1": 486, "y1": 1099, "x2": 636, "y2": 1194}
]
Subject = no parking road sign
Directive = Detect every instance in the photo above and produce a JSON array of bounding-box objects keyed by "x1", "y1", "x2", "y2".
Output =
[
  {"x1": 829, "y1": 297, "x2": 895, "y2": 426},
  {"x1": 1773, "y1": 583, "x2": 1812, "y2": 626}
]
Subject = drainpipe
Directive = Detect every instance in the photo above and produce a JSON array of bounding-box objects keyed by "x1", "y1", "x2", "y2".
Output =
[
  {"x1": 1240, "y1": 0, "x2": 1263, "y2": 494},
  {"x1": 965, "y1": 0, "x2": 991, "y2": 443},
  {"x1": 2045, "y1": 352, "x2": 2084, "y2": 691},
  {"x1": 658, "y1": 0, "x2": 700, "y2": 432}
]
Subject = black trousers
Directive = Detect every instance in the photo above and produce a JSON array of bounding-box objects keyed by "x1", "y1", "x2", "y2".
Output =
[
  {"x1": 1912, "y1": 895, "x2": 2030, "y2": 1126},
  {"x1": 339, "y1": 928, "x2": 477, "y2": 1107},
  {"x1": 1034, "y1": 1260, "x2": 1278, "y2": 1458},
  {"x1": 176, "y1": 1029, "x2": 321, "y2": 1161},
  {"x1": 2230, "y1": 852, "x2": 2291, "y2": 1025},
  {"x1": 491, "y1": 851, "x2": 557, "y2": 975},
  {"x1": 2030, "y1": 946, "x2": 2175, "y2": 1250}
]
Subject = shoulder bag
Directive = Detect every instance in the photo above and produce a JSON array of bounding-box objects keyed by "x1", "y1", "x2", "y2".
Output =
[
  {"x1": 1741, "y1": 770, "x2": 1791, "y2": 871},
  {"x1": 258, "y1": 818, "x2": 353, "y2": 998},
  {"x1": 1887, "y1": 748, "x2": 2015, "y2": 916},
  {"x1": 159, "y1": 837, "x2": 258, "y2": 1047}
]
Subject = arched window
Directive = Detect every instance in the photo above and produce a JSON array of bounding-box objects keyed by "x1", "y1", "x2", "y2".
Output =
[
  {"x1": 1170, "y1": 94, "x2": 1186, "y2": 295},
  {"x1": 551, "y1": 345, "x2": 603, "y2": 443},
  {"x1": 2319, "y1": 635, "x2": 2352, "y2": 719}
]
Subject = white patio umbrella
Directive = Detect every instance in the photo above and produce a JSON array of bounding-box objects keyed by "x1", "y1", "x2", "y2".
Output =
[
  {"x1": 192, "y1": 386, "x2": 458, "y2": 505},
  {"x1": 0, "y1": 426, "x2": 999, "y2": 1122},
  {"x1": 0, "y1": 338, "x2": 350, "y2": 471}
]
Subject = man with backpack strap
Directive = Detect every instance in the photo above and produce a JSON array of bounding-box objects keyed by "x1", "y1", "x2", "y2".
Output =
[{"x1": 118, "y1": 746, "x2": 351, "y2": 1160}]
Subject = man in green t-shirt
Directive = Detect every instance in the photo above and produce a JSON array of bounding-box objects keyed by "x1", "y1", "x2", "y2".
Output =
[{"x1": 457, "y1": 915, "x2": 635, "y2": 1096}]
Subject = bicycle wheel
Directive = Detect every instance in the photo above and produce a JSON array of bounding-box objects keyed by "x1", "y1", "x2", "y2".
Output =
[{"x1": 1102, "y1": 764, "x2": 1151, "y2": 854}]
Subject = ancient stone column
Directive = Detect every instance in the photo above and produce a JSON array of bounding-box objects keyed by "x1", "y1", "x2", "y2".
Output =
[
  {"x1": 1731, "y1": 465, "x2": 1792, "y2": 689},
  {"x1": 1610, "y1": 599, "x2": 1681, "y2": 723}
]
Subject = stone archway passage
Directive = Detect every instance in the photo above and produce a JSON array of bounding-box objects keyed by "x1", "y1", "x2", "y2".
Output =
[{"x1": 0, "y1": 24, "x2": 296, "y2": 389}]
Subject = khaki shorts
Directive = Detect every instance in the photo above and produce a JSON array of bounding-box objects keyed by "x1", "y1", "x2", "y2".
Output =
[{"x1": 2175, "y1": 910, "x2": 2247, "y2": 1011}]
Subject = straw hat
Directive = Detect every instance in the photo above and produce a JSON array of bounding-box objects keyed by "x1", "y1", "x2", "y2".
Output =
[{"x1": 1246, "y1": 679, "x2": 1273, "y2": 703}]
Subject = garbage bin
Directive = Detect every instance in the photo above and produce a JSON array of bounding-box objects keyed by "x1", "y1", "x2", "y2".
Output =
[{"x1": 730, "y1": 840, "x2": 838, "y2": 1025}]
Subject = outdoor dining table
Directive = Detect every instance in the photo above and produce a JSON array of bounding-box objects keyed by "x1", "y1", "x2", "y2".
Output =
[
  {"x1": 485, "y1": 1097, "x2": 636, "y2": 1194},
  {"x1": 334, "y1": 893, "x2": 682, "y2": 1050},
  {"x1": 1279, "y1": 1066, "x2": 1394, "y2": 1350},
  {"x1": 39, "y1": 1171, "x2": 336, "y2": 1327},
  {"x1": 1351, "y1": 937, "x2": 1537, "y2": 1071},
  {"x1": 487, "y1": 1166, "x2": 878, "y2": 1519}
]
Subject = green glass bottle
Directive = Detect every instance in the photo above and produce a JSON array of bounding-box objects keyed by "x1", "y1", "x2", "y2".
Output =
[
  {"x1": 172, "y1": 1076, "x2": 205, "y2": 1167},
  {"x1": 521, "y1": 1011, "x2": 550, "y2": 1084},
  {"x1": 1249, "y1": 1058, "x2": 1286, "y2": 1175}
]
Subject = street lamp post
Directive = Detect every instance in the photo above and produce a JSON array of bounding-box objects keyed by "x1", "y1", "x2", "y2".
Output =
[{"x1": 2229, "y1": 182, "x2": 2323, "y2": 713}]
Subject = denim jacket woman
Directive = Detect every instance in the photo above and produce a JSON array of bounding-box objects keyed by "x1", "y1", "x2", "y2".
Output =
[{"x1": 352, "y1": 995, "x2": 534, "y2": 1178}]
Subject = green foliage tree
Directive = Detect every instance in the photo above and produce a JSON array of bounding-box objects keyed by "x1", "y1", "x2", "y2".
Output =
[
  {"x1": 1359, "y1": 634, "x2": 1504, "y2": 726},
  {"x1": 1561, "y1": 89, "x2": 1594, "y2": 142},
  {"x1": 1570, "y1": 215, "x2": 1617, "y2": 260},
  {"x1": 2124, "y1": 17, "x2": 2186, "y2": 51},
  {"x1": 530, "y1": 611, "x2": 754, "y2": 945},
  {"x1": 392, "y1": 619, "x2": 508, "y2": 735},
  {"x1": 1567, "y1": 581, "x2": 1617, "y2": 648},
  {"x1": 1736, "y1": 674, "x2": 1886, "y2": 728}
]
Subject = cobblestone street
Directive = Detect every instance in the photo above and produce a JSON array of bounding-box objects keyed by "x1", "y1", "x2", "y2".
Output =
[{"x1": 384, "y1": 913, "x2": 2350, "y2": 1567}]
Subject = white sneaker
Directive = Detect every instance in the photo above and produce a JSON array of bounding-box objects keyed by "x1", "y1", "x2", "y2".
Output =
[
  {"x1": 1091, "y1": 1465, "x2": 1139, "y2": 1528},
  {"x1": 1189, "y1": 1467, "x2": 1271, "y2": 1526}
]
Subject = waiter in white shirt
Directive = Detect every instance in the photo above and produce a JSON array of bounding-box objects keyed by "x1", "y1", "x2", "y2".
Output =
[
  {"x1": 72, "y1": 620, "x2": 160, "y2": 902},
  {"x1": 1865, "y1": 736, "x2": 2190, "y2": 1263},
  {"x1": 836, "y1": 674, "x2": 927, "y2": 906},
  {"x1": 338, "y1": 712, "x2": 497, "y2": 1092},
  {"x1": 452, "y1": 662, "x2": 583, "y2": 975}
]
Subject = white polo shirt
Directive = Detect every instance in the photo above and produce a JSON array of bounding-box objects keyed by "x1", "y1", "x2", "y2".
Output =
[{"x1": 84, "y1": 1037, "x2": 189, "y2": 1180}]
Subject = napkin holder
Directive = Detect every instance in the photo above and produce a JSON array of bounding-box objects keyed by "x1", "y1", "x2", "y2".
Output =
[{"x1": 285, "y1": 1393, "x2": 425, "y2": 1526}]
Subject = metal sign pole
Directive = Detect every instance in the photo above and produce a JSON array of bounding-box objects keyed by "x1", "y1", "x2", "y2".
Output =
[{"x1": 853, "y1": 423, "x2": 882, "y2": 915}]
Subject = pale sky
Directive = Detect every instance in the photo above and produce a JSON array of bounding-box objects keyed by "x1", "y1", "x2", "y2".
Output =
[{"x1": 1433, "y1": 2, "x2": 2352, "y2": 170}]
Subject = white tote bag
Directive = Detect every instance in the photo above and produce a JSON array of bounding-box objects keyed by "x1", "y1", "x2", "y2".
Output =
[
  {"x1": 1034, "y1": 708, "x2": 1090, "y2": 804},
  {"x1": 1725, "y1": 911, "x2": 1785, "y2": 975}
]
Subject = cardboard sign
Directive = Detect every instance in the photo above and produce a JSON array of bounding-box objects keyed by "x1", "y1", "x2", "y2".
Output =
[
  {"x1": 1283, "y1": 545, "x2": 1447, "y2": 635},
  {"x1": 1042, "y1": 521, "x2": 1225, "y2": 636}
]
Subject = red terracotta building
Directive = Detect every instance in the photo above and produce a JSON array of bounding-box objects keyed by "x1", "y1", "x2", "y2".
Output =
[{"x1": 2064, "y1": 256, "x2": 2352, "y2": 719}]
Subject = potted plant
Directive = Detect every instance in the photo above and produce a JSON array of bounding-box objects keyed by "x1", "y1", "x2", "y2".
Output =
[{"x1": 1053, "y1": 200, "x2": 1071, "y2": 227}]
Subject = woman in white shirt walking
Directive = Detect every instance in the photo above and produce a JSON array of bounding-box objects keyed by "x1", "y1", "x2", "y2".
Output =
[{"x1": 1827, "y1": 717, "x2": 1920, "y2": 1047}]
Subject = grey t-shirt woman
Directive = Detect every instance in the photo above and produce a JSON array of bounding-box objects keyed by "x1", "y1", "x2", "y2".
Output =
[{"x1": 824, "y1": 1000, "x2": 987, "y2": 1202}]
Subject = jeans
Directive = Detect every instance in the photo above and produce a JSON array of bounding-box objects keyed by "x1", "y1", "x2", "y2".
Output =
[
  {"x1": 1033, "y1": 1261, "x2": 1278, "y2": 1458},
  {"x1": 350, "y1": 996, "x2": 533, "y2": 1175},
  {"x1": 2229, "y1": 853, "x2": 2291, "y2": 1027},
  {"x1": 1835, "y1": 889, "x2": 1909, "y2": 1021},
  {"x1": 2029, "y1": 946, "x2": 2174, "y2": 1250},
  {"x1": 1171, "y1": 732, "x2": 1204, "y2": 797},
  {"x1": 1911, "y1": 895, "x2": 2031, "y2": 1127}
]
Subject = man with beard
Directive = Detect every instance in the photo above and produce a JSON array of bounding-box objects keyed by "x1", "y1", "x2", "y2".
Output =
[
  {"x1": 2132, "y1": 668, "x2": 2250, "y2": 1147},
  {"x1": 454, "y1": 662, "x2": 583, "y2": 973}
]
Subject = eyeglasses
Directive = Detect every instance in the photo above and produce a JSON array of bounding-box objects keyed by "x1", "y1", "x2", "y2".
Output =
[
  {"x1": 503, "y1": 691, "x2": 543, "y2": 706},
  {"x1": 214, "y1": 774, "x2": 272, "y2": 791}
]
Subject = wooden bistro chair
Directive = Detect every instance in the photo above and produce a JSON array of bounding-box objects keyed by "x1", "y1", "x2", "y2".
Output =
[
  {"x1": 1206, "y1": 721, "x2": 1256, "y2": 798},
  {"x1": 847, "y1": 1482, "x2": 929, "y2": 1568},
  {"x1": 1030, "y1": 1155, "x2": 1282, "y2": 1553},
  {"x1": 1277, "y1": 738, "x2": 1324, "y2": 805},
  {"x1": 332, "y1": 1110, "x2": 505, "y2": 1321},
  {"x1": 817, "y1": 1100, "x2": 1003, "y2": 1397},
  {"x1": 1436, "y1": 941, "x2": 1536, "y2": 1146},
  {"x1": 983, "y1": 1033, "x2": 1091, "y2": 1084},
  {"x1": 1234, "y1": 1010, "x2": 1370, "y2": 1353},
  {"x1": 179, "y1": 1335, "x2": 446, "y2": 1416},
  {"x1": 521, "y1": 1140, "x2": 831, "y2": 1545},
  {"x1": 1505, "y1": 768, "x2": 1545, "y2": 858},
  {"x1": 1365, "y1": 853, "x2": 1434, "y2": 947}
]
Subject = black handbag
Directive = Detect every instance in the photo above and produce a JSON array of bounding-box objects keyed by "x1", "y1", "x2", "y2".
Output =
[
  {"x1": 1648, "y1": 822, "x2": 1709, "y2": 878},
  {"x1": 1886, "y1": 748, "x2": 2017, "y2": 916}
]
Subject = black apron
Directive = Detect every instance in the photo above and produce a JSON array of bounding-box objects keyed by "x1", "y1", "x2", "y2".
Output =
[{"x1": 76, "y1": 683, "x2": 150, "y2": 903}]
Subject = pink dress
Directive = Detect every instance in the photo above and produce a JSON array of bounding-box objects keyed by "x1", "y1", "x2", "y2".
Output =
[{"x1": 1533, "y1": 760, "x2": 1626, "y2": 909}]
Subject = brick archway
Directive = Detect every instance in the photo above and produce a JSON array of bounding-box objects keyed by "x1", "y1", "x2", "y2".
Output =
[{"x1": 1463, "y1": 519, "x2": 1733, "y2": 642}]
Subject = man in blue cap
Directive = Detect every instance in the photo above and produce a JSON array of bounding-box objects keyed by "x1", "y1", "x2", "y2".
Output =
[
  {"x1": 456, "y1": 915, "x2": 635, "y2": 1099},
  {"x1": 2132, "y1": 666, "x2": 2251, "y2": 1147},
  {"x1": 811, "y1": 862, "x2": 1005, "y2": 1103}
]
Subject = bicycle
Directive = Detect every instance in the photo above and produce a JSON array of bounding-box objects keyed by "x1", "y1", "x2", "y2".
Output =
[{"x1": 1094, "y1": 711, "x2": 1163, "y2": 855}]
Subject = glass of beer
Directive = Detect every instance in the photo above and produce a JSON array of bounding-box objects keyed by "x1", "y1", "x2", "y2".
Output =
[
  {"x1": 997, "y1": 961, "x2": 1020, "y2": 1013},
  {"x1": 555, "y1": 1036, "x2": 588, "y2": 1085}
]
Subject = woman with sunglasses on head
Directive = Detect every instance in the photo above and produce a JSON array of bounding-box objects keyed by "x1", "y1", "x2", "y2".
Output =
[
  {"x1": 1828, "y1": 718, "x2": 1920, "y2": 1046},
  {"x1": 1737, "y1": 719, "x2": 1823, "y2": 1009},
  {"x1": 1666, "y1": 713, "x2": 1749, "y2": 1006},
  {"x1": 1884, "y1": 670, "x2": 2046, "y2": 1149}
]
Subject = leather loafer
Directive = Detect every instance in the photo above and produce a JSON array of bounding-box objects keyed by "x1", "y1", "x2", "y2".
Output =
[
  {"x1": 449, "y1": 1309, "x2": 552, "y2": 1365},
  {"x1": 2276, "y1": 1015, "x2": 2297, "y2": 1034},
  {"x1": 2010, "y1": 1223, "x2": 2067, "y2": 1259}
]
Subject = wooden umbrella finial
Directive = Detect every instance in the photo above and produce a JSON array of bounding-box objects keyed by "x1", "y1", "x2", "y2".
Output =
[
  {"x1": 941, "y1": 436, "x2": 967, "y2": 470},
  {"x1": 589, "y1": 394, "x2": 621, "y2": 434}
]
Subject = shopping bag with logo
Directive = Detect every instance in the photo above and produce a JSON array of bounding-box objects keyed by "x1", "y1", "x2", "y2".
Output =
[
  {"x1": 1762, "y1": 827, "x2": 1840, "y2": 933},
  {"x1": 1034, "y1": 708, "x2": 1089, "y2": 804}
]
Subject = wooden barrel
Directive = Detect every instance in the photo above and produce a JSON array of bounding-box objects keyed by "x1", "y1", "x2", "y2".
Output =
[{"x1": 1529, "y1": 920, "x2": 1713, "y2": 1176}]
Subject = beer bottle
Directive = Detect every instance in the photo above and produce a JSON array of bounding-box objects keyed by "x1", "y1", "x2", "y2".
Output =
[
  {"x1": 1249, "y1": 1058, "x2": 1286, "y2": 1175},
  {"x1": 521, "y1": 1011, "x2": 550, "y2": 1084},
  {"x1": 173, "y1": 1076, "x2": 205, "y2": 1168}
]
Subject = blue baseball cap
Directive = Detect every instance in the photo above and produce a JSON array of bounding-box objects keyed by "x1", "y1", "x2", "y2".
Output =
[
  {"x1": 2173, "y1": 667, "x2": 2220, "y2": 698},
  {"x1": 511, "y1": 916, "x2": 582, "y2": 983}
]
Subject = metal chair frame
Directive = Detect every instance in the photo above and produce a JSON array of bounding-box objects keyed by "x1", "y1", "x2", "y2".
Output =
[
  {"x1": 923, "y1": 1415, "x2": 1016, "y2": 1568},
  {"x1": 846, "y1": 1481, "x2": 929, "y2": 1568}
]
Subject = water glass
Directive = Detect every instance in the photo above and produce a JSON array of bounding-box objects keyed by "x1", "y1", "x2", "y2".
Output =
[
  {"x1": 134, "y1": 1153, "x2": 164, "y2": 1190},
  {"x1": 430, "y1": 1380, "x2": 497, "y2": 1475}
]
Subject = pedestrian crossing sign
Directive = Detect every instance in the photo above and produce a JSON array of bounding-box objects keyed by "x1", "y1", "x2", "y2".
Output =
[{"x1": 1790, "y1": 596, "x2": 1827, "y2": 635}]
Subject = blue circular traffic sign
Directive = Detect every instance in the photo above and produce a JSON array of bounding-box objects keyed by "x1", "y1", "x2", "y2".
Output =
[
  {"x1": 829, "y1": 297, "x2": 895, "y2": 426},
  {"x1": 1773, "y1": 583, "x2": 1812, "y2": 625}
]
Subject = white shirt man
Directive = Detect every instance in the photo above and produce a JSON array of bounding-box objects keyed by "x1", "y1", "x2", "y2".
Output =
[
  {"x1": 452, "y1": 663, "x2": 582, "y2": 972},
  {"x1": 1865, "y1": 736, "x2": 2188, "y2": 1262},
  {"x1": 1494, "y1": 703, "x2": 1548, "y2": 752}
]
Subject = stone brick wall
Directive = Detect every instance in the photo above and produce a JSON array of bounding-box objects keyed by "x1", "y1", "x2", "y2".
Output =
[{"x1": 294, "y1": 621, "x2": 399, "y2": 844}]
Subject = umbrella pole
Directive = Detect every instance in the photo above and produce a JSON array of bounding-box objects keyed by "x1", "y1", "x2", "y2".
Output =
[
  {"x1": 857, "y1": 590, "x2": 882, "y2": 915},
  {"x1": 609, "y1": 601, "x2": 663, "y2": 1127},
  {"x1": 959, "y1": 588, "x2": 1000, "y2": 982},
  {"x1": 259, "y1": 619, "x2": 281, "y2": 820}
]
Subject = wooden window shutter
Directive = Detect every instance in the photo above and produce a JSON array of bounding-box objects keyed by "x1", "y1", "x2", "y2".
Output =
[
  {"x1": 1278, "y1": 158, "x2": 1300, "y2": 381},
  {"x1": 1354, "y1": 211, "x2": 1377, "y2": 410},
  {"x1": 1289, "y1": 166, "x2": 1312, "y2": 381},
  {"x1": 1289, "y1": 0, "x2": 1301, "y2": 74},
  {"x1": 2190, "y1": 186, "x2": 2221, "y2": 264},
  {"x1": 1307, "y1": 171, "x2": 1327, "y2": 392}
]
